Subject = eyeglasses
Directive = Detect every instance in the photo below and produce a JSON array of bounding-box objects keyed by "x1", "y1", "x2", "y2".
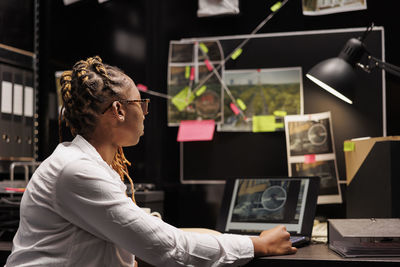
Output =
[
  {"x1": 120, "y1": 99, "x2": 150, "y2": 115},
  {"x1": 102, "y1": 99, "x2": 150, "y2": 115}
]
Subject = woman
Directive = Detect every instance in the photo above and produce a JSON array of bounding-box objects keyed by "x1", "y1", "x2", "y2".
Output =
[{"x1": 6, "y1": 56, "x2": 296, "y2": 266}]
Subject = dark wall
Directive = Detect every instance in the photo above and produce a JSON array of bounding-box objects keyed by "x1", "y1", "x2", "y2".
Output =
[
  {"x1": 36, "y1": 0, "x2": 400, "y2": 228},
  {"x1": 0, "y1": 0, "x2": 33, "y2": 52}
]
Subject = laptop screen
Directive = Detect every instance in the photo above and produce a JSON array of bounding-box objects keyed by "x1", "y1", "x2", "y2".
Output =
[{"x1": 217, "y1": 177, "x2": 320, "y2": 236}]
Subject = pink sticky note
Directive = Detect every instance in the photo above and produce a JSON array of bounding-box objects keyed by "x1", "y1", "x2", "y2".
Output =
[
  {"x1": 137, "y1": 83, "x2": 148, "y2": 92},
  {"x1": 304, "y1": 154, "x2": 316, "y2": 164},
  {"x1": 230, "y1": 102, "x2": 240, "y2": 115},
  {"x1": 190, "y1": 67, "x2": 195, "y2": 81},
  {"x1": 204, "y1": 59, "x2": 213, "y2": 71},
  {"x1": 177, "y1": 120, "x2": 215, "y2": 142}
]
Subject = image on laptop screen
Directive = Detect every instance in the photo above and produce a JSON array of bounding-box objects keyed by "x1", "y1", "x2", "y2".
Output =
[{"x1": 225, "y1": 178, "x2": 309, "y2": 234}]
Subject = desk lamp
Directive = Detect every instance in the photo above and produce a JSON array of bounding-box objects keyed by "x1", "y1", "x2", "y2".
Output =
[{"x1": 306, "y1": 24, "x2": 400, "y2": 104}]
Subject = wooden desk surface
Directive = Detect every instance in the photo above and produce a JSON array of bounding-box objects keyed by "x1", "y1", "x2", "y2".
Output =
[{"x1": 249, "y1": 243, "x2": 400, "y2": 266}]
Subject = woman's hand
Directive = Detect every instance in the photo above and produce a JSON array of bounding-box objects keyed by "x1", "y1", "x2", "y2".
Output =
[{"x1": 250, "y1": 225, "x2": 297, "y2": 257}]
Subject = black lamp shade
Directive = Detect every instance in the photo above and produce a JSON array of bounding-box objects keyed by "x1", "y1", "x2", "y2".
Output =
[
  {"x1": 306, "y1": 57, "x2": 356, "y2": 104},
  {"x1": 306, "y1": 38, "x2": 366, "y2": 104}
]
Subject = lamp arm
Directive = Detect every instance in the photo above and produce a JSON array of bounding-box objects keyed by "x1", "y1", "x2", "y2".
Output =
[{"x1": 369, "y1": 56, "x2": 400, "y2": 78}]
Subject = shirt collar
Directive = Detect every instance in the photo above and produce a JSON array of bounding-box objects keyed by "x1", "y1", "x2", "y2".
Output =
[
  {"x1": 72, "y1": 135, "x2": 105, "y2": 164},
  {"x1": 71, "y1": 135, "x2": 122, "y2": 181}
]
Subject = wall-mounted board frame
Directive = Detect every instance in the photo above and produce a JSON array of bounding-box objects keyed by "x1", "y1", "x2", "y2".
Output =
[{"x1": 175, "y1": 27, "x2": 385, "y2": 191}]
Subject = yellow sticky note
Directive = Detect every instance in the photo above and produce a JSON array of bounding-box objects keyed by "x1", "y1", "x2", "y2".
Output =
[
  {"x1": 275, "y1": 122, "x2": 284, "y2": 128},
  {"x1": 231, "y1": 48, "x2": 243, "y2": 60},
  {"x1": 196, "y1": 85, "x2": 207, "y2": 96},
  {"x1": 236, "y1": 98, "x2": 247, "y2": 110},
  {"x1": 270, "y1": 1, "x2": 282, "y2": 12},
  {"x1": 199, "y1": 43, "x2": 208, "y2": 54},
  {"x1": 172, "y1": 86, "x2": 195, "y2": 111},
  {"x1": 343, "y1": 141, "x2": 355, "y2": 152},
  {"x1": 273, "y1": 110, "x2": 287, "y2": 117},
  {"x1": 252, "y1": 115, "x2": 276, "y2": 132},
  {"x1": 185, "y1": 66, "x2": 190, "y2": 79}
]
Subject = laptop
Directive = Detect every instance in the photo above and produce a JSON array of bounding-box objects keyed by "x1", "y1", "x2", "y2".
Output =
[{"x1": 216, "y1": 176, "x2": 320, "y2": 247}]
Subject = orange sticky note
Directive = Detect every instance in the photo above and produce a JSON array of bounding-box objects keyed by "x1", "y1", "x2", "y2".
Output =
[
  {"x1": 177, "y1": 120, "x2": 215, "y2": 142},
  {"x1": 204, "y1": 59, "x2": 213, "y2": 71},
  {"x1": 304, "y1": 154, "x2": 316, "y2": 164},
  {"x1": 137, "y1": 84, "x2": 148, "y2": 92}
]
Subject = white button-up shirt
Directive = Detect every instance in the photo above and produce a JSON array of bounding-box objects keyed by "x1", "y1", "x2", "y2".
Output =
[{"x1": 6, "y1": 135, "x2": 254, "y2": 266}]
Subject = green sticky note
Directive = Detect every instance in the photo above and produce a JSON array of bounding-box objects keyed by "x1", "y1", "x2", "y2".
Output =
[
  {"x1": 185, "y1": 66, "x2": 190, "y2": 79},
  {"x1": 273, "y1": 110, "x2": 287, "y2": 117},
  {"x1": 199, "y1": 43, "x2": 208, "y2": 54},
  {"x1": 343, "y1": 141, "x2": 355, "y2": 152},
  {"x1": 172, "y1": 86, "x2": 195, "y2": 111},
  {"x1": 236, "y1": 98, "x2": 247, "y2": 110},
  {"x1": 252, "y1": 115, "x2": 276, "y2": 132},
  {"x1": 275, "y1": 122, "x2": 284, "y2": 128},
  {"x1": 270, "y1": 1, "x2": 282, "y2": 12},
  {"x1": 231, "y1": 48, "x2": 243, "y2": 60},
  {"x1": 196, "y1": 85, "x2": 207, "y2": 96}
]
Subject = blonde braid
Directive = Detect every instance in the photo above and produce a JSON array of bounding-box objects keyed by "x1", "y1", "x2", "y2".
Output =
[
  {"x1": 59, "y1": 70, "x2": 74, "y2": 141},
  {"x1": 111, "y1": 147, "x2": 136, "y2": 203}
]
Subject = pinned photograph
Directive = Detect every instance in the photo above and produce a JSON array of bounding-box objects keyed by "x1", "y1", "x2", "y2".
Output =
[
  {"x1": 291, "y1": 160, "x2": 339, "y2": 196},
  {"x1": 218, "y1": 67, "x2": 303, "y2": 132},
  {"x1": 287, "y1": 118, "x2": 333, "y2": 156},
  {"x1": 285, "y1": 111, "x2": 342, "y2": 204},
  {"x1": 168, "y1": 41, "x2": 224, "y2": 125},
  {"x1": 302, "y1": 0, "x2": 367, "y2": 16}
]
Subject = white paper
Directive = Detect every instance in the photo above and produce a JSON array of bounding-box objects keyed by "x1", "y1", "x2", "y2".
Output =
[
  {"x1": 302, "y1": 0, "x2": 367, "y2": 16},
  {"x1": 13, "y1": 84, "x2": 23, "y2": 116},
  {"x1": 1, "y1": 81, "x2": 13, "y2": 114},
  {"x1": 24, "y1": 86, "x2": 34, "y2": 117},
  {"x1": 197, "y1": 0, "x2": 240, "y2": 17}
]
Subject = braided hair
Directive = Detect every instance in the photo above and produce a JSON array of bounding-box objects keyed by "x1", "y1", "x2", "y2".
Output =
[{"x1": 58, "y1": 56, "x2": 135, "y2": 202}]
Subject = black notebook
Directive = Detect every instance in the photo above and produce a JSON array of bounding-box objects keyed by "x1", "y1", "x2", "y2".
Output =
[{"x1": 216, "y1": 176, "x2": 320, "y2": 247}]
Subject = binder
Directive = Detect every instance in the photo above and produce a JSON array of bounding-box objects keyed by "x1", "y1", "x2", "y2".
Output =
[
  {"x1": 0, "y1": 65, "x2": 13, "y2": 159},
  {"x1": 328, "y1": 218, "x2": 400, "y2": 257},
  {"x1": 23, "y1": 71, "x2": 34, "y2": 158},
  {"x1": 13, "y1": 71, "x2": 24, "y2": 158},
  {"x1": 0, "y1": 63, "x2": 34, "y2": 160}
]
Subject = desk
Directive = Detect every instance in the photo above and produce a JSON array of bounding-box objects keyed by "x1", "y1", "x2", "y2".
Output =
[
  {"x1": 3, "y1": 241, "x2": 400, "y2": 266},
  {"x1": 0, "y1": 242, "x2": 12, "y2": 265},
  {"x1": 249, "y1": 243, "x2": 400, "y2": 266}
]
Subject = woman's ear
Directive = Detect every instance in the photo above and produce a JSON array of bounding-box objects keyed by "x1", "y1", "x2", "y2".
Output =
[{"x1": 111, "y1": 101, "x2": 126, "y2": 122}]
